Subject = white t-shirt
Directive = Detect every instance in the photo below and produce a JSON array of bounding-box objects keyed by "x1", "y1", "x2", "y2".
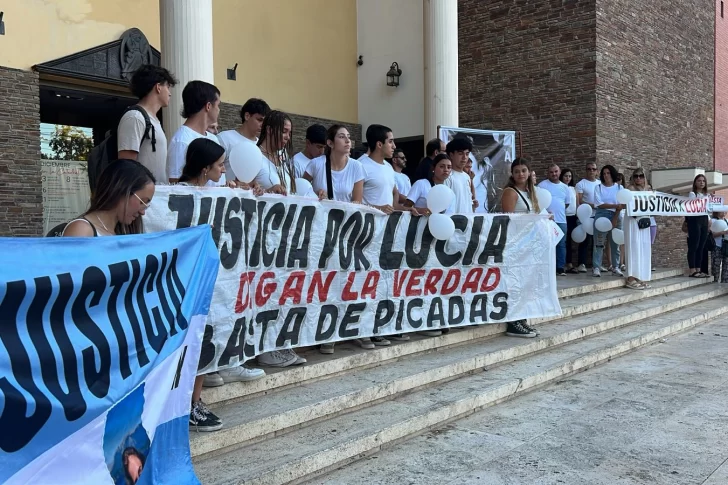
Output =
[
  {"x1": 117, "y1": 109, "x2": 167, "y2": 184},
  {"x1": 445, "y1": 171, "x2": 473, "y2": 214},
  {"x1": 594, "y1": 183, "x2": 622, "y2": 212},
  {"x1": 394, "y1": 172, "x2": 412, "y2": 199},
  {"x1": 254, "y1": 154, "x2": 291, "y2": 191},
  {"x1": 217, "y1": 129, "x2": 258, "y2": 181},
  {"x1": 575, "y1": 178, "x2": 601, "y2": 206},
  {"x1": 565, "y1": 186, "x2": 577, "y2": 216},
  {"x1": 305, "y1": 156, "x2": 365, "y2": 202},
  {"x1": 537, "y1": 180, "x2": 570, "y2": 224},
  {"x1": 167, "y1": 126, "x2": 226, "y2": 187},
  {"x1": 292, "y1": 152, "x2": 312, "y2": 179},
  {"x1": 360, "y1": 155, "x2": 396, "y2": 206}
]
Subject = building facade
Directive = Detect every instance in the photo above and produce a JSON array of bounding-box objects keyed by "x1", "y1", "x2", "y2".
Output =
[{"x1": 0, "y1": 0, "x2": 725, "y2": 268}]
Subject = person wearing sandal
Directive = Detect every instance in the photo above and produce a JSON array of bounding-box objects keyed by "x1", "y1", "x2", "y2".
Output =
[
  {"x1": 623, "y1": 168, "x2": 653, "y2": 290},
  {"x1": 686, "y1": 174, "x2": 711, "y2": 279}
]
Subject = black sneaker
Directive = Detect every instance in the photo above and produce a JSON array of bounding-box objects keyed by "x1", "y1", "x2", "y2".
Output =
[
  {"x1": 189, "y1": 401, "x2": 222, "y2": 432},
  {"x1": 521, "y1": 320, "x2": 540, "y2": 336},
  {"x1": 557, "y1": 268, "x2": 567, "y2": 276},
  {"x1": 506, "y1": 321, "x2": 537, "y2": 338}
]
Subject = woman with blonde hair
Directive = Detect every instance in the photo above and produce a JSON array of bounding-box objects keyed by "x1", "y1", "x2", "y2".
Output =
[
  {"x1": 623, "y1": 168, "x2": 652, "y2": 289},
  {"x1": 501, "y1": 158, "x2": 540, "y2": 338}
]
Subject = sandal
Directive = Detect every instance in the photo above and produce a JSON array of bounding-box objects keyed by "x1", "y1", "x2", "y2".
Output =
[
  {"x1": 698, "y1": 272, "x2": 710, "y2": 278},
  {"x1": 689, "y1": 272, "x2": 701, "y2": 278},
  {"x1": 625, "y1": 280, "x2": 645, "y2": 290}
]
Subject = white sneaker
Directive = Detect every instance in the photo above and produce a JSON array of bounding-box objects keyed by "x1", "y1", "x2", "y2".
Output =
[
  {"x1": 611, "y1": 267, "x2": 624, "y2": 277},
  {"x1": 257, "y1": 351, "x2": 297, "y2": 367},
  {"x1": 577, "y1": 264, "x2": 587, "y2": 273},
  {"x1": 279, "y1": 348, "x2": 306, "y2": 365},
  {"x1": 370, "y1": 337, "x2": 391, "y2": 346},
  {"x1": 202, "y1": 372, "x2": 224, "y2": 388},
  {"x1": 593, "y1": 267, "x2": 601, "y2": 277},
  {"x1": 219, "y1": 366, "x2": 265, "y2": 383}
]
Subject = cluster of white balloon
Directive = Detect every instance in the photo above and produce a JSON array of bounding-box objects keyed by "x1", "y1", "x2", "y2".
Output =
[
  {"x1": 426, "y1": 185, "x2": 456, "y2": 240},
  {"x1": 571, "y1": 189, "x2": 635, "y2": 245},
  {"x1": 228, "y1": 142, "x2": 314, "y2": 195}
]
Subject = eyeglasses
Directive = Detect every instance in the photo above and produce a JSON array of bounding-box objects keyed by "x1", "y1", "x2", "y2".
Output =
[
  {"x1": 634, "y1": 174, "x2": 645, "y2": 179},
  {"x1": 134, "y1": 193, "x2": 150, "y2": 209}
]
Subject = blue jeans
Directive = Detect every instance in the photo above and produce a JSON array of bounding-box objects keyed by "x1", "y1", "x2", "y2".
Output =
[
  {"x1": 593, "y1": 209, "x2": 621, "y2": 270},
  {"x1": 556, "y1": 222, "x2": 567, "y2": 271}
]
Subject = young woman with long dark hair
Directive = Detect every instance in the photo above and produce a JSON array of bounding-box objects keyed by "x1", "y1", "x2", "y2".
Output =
[
  {"x1": 592, "y1": 164, "x2": 624, "y2": 277},
  {"x1": 178, "y1": 138, "x2": 236, "y2": 188},
  {"x1": 62, "y1": 159, "x2": 155, "y2": 237},
  {"x1": 304, "y1": 124, "x2": 364, "y2": 203},
  {"x1": 560, "y1": 168, "x2": 578, "y2": 273},
  {"x1": 686, "y1": 174, "x2": 711, "y2": 278},
  {"x1": 404, "y1": 153, "x2": 453, "y2": 213},
  {"x1": 500, "y1": 158, "x2": 541, "y2": 338},
  {"x1": 255, "y1": 110, "x2": 296, "y2": 196}
]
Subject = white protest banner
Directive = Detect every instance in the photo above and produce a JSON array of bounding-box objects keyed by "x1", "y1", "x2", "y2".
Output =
[
  {"x1": 0, "y1": 226, "x2": 219, "y2": 485},
  {"x1": 144, "y1": 186, "x2": 561, "y2": 373},
  {"x1": 627, "y1": 191, "x2": 712, "y2": 217}
]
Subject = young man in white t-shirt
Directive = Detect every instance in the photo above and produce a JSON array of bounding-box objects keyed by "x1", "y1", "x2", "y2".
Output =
[
  {"x1": 444, "y1": 137, "x2": 477, "y2": 214},
  {"x1": 292, "y1": 124, "x2": 326, "y2": 179},
  {"x1": 217, "y1": 98, "x2": 270, "y2": 182},
  {"x1": 359, "y1": 124, "x2": 415, "y2": 346},
  {"x1": 575, "y1": 161, "x2": 601, "y2": 272},
  {"x1": 391, "y1": 148, "x2": 412, "y2": 205},
  {"x1": 117, "y1": 65, "x2": 177, "y2": 184},
  {"x1": 166, "y1": 81, "x2": 227, "y2": 187},
  {"x1": 538, "y1": 164, "x2": 571, "y2": 275}
]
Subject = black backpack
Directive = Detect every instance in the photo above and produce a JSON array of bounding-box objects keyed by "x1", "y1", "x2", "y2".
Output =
[{"x1": 87, "y1": 105, "x2": 156, "y2": 192}]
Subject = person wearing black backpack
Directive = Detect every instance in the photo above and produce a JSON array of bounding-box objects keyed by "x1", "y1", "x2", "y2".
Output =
[{"x1": 115, "y1": 65, "x2": 177, "y2": 186}]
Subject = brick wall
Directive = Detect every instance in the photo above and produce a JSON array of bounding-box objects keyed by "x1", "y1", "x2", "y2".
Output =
[
  {"x1": 596, "y1": 0, "x2": 715, "y2": 268},
  {"x1": 717, "y1": 0, "x2": 728, "y2": 175},
  {"x1": 217, "y1": 103, "x2": 362, "y2": 156},
  {"x1": 458, "y1": 0, "x2": 598, "y2": 178},
  {"x1": 0, "y1": 67, "x2": 42, "y2": 237}
]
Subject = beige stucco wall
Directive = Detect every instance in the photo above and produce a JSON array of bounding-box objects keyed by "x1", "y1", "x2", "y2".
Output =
[{"x1": 0, "y1": 0, "x2": 358, "y2": 123}]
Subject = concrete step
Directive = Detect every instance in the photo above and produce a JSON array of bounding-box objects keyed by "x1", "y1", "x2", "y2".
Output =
[
  {"x1": 193, "y1": 294, "x2": 728, "y2": 485},
  {"x1": 195, "y1": 294, "x2": 728, "y2": 485},
  {"x1": 201, "y1": 270, "x2": 691, "y2": 408},
  {"x1": 191, "y1": 281, "x2": 728, "y2": 476}
]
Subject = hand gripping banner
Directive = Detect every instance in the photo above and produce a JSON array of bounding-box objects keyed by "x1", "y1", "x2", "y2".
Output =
[
  {"x1": 0, "y1": 226, "x2": 219, "y2": 485},
  {"x1": 144, "y1": 186, "x2": 562, "y2": 374}
]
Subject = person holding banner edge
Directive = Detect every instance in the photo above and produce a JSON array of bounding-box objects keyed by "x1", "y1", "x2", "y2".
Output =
[
  {"x1": 686, "y1": 174, "x2": 712, "y2": 278},
  {"x1": 592, "y1": 165, "x2": 624, "y2": 278},
  {"x1": 501, "y1": 158, "x2": 541, "y2": 337},
  {"x1": 623, "y1": 168, "x2": 653, "y2": 289}
]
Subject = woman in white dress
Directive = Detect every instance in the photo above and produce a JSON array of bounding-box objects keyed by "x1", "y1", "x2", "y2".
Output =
[
  {"x1": 501, "y1": 158, "x2": 542, "y2": 338},
  {"x1": 624, "y1": 168, "x2": 652, "y2": 289}
]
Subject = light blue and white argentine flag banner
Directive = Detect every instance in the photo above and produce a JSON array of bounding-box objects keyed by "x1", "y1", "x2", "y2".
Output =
[{"x1": 0, "y1": 225, "x2": 219, "y2": 485}]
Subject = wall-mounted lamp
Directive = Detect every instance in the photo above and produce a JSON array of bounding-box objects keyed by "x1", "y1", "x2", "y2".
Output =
[
  {"x1": 386, "y1": 62, "x2": 401, "y2": 87},
  {"x1": 0, "y1": 12, "x2": 5, "y2": 36},
  {"x1": 227, "y1": 62, "x2": 238, "y2": 81}
]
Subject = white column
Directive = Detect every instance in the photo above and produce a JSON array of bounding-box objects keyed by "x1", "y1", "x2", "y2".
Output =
[
  {"x1": 423, "y1": 0, "x2": 459, "y2": 142},
  {"x1": 160, "y1": 0, "x2": 215, "y2": 138}
]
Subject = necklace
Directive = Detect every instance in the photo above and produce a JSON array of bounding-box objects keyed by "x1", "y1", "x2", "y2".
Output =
[{"x1": 94, "y1": 214, "x2": 111, "y2": 234}]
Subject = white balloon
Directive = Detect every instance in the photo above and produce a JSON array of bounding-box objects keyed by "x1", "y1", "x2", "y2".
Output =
[
  {"x1": 428, "y1": 214, "x2": 455, "y2": 240},
  {"x1": 582, "y1": 218, "x2": 595, "y2": 235},
  {"x1": 426, "y1": 185, "x2": 455, "y2": 213},
  {"x1": 595, "y1": 217, "x2": 612, "y2": 232},
  {"x1": 611, "y1": 228, "x2": 625, "y2": 245},
  {"x1": 616, "y1": 189, "x2": 634, "y2": 205},
  {"x1": 576, "y1": 204, "x2": 593, "y2": 222},
  {"x1": 712, "y1": 220, "x2": 728, "y2": 233},
  {"x1": 293, "y1": 178, "x2": 312, "y2": 196},
  {"x1": 536, "y1": 187, "x2": 552, "y2": 210},
  {"x1": 229, "y1": 142, "x2": 263, "y2": 183},
  {"x1": 571, "y1": 226, "x2": 587, "y2": 243}
]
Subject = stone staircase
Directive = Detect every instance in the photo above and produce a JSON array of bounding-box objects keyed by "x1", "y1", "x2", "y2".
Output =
[{"x1": 192, "y1": 269, "x2": 728, "y2": 485}]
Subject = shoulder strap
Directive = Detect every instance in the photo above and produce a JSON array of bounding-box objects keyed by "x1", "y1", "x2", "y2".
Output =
[
  {"x1": 514, "y1": 188, "x2": 531, "y2": 212},
  {"x1": 325, "y1": 155, "x2": 334, "y2": 200},
  {"x1": 126, "y1": 105, "x2": 156, "y2": 152}
]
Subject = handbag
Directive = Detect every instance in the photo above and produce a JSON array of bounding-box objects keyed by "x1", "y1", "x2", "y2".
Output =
[{"x1": 637, "y1": 217, "x2": 651, "y2": 230}]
